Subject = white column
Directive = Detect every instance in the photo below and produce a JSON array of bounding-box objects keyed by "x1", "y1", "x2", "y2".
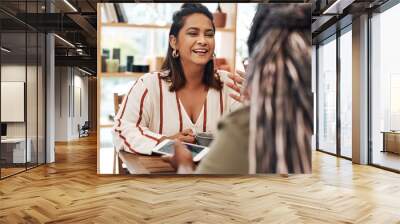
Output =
[
  {"x1": 46, "y1": 33, "x2": 55, "y2": 163},
  {"x1": 352, "y1": 14, "x2": 369, "y2": 164}
]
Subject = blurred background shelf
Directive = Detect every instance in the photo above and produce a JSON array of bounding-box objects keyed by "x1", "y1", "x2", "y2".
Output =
[
  {"x1": 101, "y1": 72, "x2": 144, "y2": 78},
  {"x1": 99, "y1": 124, "x2": 114, "y2": 128}
]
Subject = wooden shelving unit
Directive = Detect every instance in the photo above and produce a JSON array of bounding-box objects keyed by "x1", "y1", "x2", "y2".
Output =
[{"x1": 100, "y1": 3, "x2": 238, "y2": 71}]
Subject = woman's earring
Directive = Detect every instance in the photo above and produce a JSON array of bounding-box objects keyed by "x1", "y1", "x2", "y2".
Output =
[
  {"x1": 213, "y1": 52, "x2": 216, "y2": 58},
  {"x1": 172, "y1": 49, "x2": 179, "y2": 58}
]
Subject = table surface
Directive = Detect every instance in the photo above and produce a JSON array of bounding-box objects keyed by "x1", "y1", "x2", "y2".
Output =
[{"x1": 118, "y1": 151, "x2": 176, "y2": 174}]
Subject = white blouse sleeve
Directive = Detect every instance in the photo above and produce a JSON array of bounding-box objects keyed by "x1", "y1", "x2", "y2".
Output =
[{"x1": 113, "y1": 78, "x2": 163, "y2": 155}]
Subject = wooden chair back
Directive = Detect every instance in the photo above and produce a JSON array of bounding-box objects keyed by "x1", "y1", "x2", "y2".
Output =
[
  {"x1": 113, "y1": 93, "x2": 126, "y2": 115},
  {"x1": 113, "y1": 93, "x2": 126, "y2": 174}
]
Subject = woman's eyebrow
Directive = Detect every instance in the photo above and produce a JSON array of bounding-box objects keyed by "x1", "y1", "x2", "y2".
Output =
[
  {"x1": 186, "y1": 27, "x2": 200, "y2": 31},
  {"x1": 186, "y1": 27, "x2": 214, "y2": 32}
]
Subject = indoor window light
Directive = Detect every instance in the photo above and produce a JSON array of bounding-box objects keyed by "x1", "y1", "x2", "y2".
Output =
[
  {"x1": 54, "y1": 34, "x2": 75, "y2": 48},
  {"x1": 1, "y1": 47, "x2": 11, "y2": 53},
  {"x1": 63, "y1": 0, "x2": 78, "y2": 12},
  {"x1": 322, "y1": 0, "x2": 355, "y2": 15},
  {"x1": 78, "y1": 67, "x2": 93, "y2": 76}
]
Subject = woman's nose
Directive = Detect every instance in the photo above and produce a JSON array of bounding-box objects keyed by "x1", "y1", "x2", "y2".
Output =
[{"x1": 196, "y1": 35, "x2": 207, "y2": 45}]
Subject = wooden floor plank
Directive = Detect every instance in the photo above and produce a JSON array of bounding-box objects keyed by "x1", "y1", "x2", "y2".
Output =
[{"x1": 0, "y1": 134, "x2": 399, "y2": 223}]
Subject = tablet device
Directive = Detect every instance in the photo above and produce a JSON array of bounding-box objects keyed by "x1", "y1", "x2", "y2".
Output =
[{"x1": 152, "y1": 140, "x2": 210, "y2": 162}]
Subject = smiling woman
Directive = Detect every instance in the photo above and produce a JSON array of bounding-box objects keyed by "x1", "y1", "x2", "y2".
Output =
[
  {"x1": 113, "y1": 3, "x2": 243, "y2": 156},
  {"x1": 162, "y1": 6, "x2": 219, "y2": 92}
]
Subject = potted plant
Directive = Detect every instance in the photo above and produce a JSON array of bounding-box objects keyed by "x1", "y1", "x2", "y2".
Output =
[{"x1": 213, "y1": 3, "x2": 227, "y2": 28}]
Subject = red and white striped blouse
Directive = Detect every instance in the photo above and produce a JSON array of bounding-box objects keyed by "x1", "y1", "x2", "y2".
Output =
[{"x1": 113, "y1": 70, "x2": 241, "y2": 155}]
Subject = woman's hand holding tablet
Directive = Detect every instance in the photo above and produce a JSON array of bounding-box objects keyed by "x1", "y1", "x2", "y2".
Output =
[
  {"x1": 154, "y1": 139, "x2": 210, "y2": 162},
  {"x1": 159, "y1": 141, "x2": 195, "y2": 172}
]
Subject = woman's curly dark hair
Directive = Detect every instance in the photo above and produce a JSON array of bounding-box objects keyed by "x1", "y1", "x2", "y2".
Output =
[{"x1": 246, "y1": 4, "x2": 313, "y2": 174}]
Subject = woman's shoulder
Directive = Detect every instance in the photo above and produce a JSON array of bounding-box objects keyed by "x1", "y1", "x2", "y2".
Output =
[
  {"x1": 140, "y1": 70, "x2": 169, "y2": 82},
  {"x1": 136, "y1": 70, "x2": 170, "y2": 90}
]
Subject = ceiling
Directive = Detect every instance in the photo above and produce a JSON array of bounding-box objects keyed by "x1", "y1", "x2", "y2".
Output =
[
  {"x1": 0, "y1": 0, "x2": 98, "y2": 74},
  {"x1": 0, "y1": 0, "x2": 392, "y2": 75}
]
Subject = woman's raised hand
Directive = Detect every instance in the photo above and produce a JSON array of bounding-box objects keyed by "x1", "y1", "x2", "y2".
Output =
[{"x1": 226, "y1": 70, "x2": 246, "y2": 103}]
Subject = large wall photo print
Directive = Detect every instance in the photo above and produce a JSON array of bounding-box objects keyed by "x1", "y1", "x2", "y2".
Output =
[{"x1": 97, "y1": 3, "x2": 312, "y2": 175}]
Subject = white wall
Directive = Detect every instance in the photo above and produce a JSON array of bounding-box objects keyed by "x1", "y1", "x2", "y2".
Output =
[
  {"x1": 1, "y1": 64, "x2": 46, "y2": 164},
  {"x1": 71, "y1": 72, "x2": 89, "y2": 138},
  {"x1": 54, "y1": 66, "x2": 69, "y2": 141},
  {"x1": 1, "y1": 65, "x2": 38, "y2": 138},
  {"x1": 54, "y1": 67, "x2": 89, "y2": 141},
  {"x1": 1, "y1": 65, "x2": 26, "y2": 140}
]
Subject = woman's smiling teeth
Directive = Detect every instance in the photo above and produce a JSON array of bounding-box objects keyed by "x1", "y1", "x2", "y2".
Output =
[{"x1": 193, "y1": 49, "x2": 208, "y2": 56}]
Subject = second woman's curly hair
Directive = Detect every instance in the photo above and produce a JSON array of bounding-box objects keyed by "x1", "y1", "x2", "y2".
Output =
[{"x1": 246, "y1": 4, "x2": 313, "y2": 174}]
